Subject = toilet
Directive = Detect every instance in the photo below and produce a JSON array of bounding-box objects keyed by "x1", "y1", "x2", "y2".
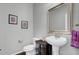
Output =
[
  {"x1": 23, "y1": 44, "x2": 35, "y2": 55},
  {"x1": 23, "y1": 37, "x2": 41, "y2": 55}
]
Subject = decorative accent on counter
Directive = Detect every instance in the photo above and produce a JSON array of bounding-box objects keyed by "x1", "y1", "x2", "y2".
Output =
[
  {"x1": 21, "y1": 20, "x2": 28, "y2": 29},
  {"x1": 71, "y1": 30, "x2": 79, "y2": 48},
  {"x1": 8, "y1": 14, "x2": 18, "y2": 25}
]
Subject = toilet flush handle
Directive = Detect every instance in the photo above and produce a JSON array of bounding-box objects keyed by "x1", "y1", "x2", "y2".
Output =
[{"x1": 18, "y1": 40, "x2": 23, "y2": 43}]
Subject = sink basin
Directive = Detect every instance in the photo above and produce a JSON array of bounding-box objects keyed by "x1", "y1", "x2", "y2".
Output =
[
  {"x1": 55, "y1": 37, "x2": 67, "y2": 47},
  {"x1": 45, "y1": 36, "x2": 56, "y2": 45},
  {"x1": 45, "y1": 36, "x2": 67, "y2": 47}
]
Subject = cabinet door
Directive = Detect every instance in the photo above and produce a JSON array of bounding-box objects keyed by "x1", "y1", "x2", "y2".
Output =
[
  {"x1": 35, "y1": 40, "x2": 47, "y2": 55},
  {"x1": 40, "y1": 44, "x2": 47, "y2": 55}
]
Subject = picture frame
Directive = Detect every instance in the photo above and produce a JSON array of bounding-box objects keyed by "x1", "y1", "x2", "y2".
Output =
[
  {"x1": 8, "y1": 14, "x2": 18, "y2": 25},
  {"x1": 21, "y1": 20, "x2": 28, "y2": 29}
]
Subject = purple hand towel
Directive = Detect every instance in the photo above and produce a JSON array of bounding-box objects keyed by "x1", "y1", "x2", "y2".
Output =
[{"x1": 71, "y1": 30, "x2": 79, "y2": 48}]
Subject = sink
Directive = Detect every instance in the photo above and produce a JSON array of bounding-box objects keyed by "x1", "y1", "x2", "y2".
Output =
[
  {"x1": 45, "y1": 36, "x2": 67, "y2": 55},
  {"x1": 53, "y1": 37, "x2": 67, "y2": 47},
  {"x1": 45, "y1": 36, "x2": 56, "y2": 45},
  {"x1": 45, "y1": 36, "x2": 67, "y2": 47}
]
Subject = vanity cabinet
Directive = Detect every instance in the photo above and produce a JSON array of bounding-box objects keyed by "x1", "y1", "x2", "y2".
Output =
[{"x1": 35, "y1": 40, "x2": 52, "y2": 55}]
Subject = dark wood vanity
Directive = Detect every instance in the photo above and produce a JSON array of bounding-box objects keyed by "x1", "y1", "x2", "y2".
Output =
[{"x1": 35, "y1": 40, "x2": 52, "y2": 55}]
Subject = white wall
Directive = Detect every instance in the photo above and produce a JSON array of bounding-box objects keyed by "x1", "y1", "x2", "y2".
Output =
[
  {"x1": 0, "y1": 3, "x2": 33, "y2": 55},
  {"x1": 33, "y1": 3, "x2": 55, "y2": 37}
]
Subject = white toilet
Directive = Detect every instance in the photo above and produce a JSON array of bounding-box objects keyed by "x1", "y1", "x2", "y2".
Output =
[
  {"x1": 23, "y1": 37, "x2": 41, "y2": 55},
  {"x1": 23, "y1": 44, "x2": 35, "y2": 55}
]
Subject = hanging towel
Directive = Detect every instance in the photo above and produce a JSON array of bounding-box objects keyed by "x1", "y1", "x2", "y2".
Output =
[{"x1": 71, "y1": 30, "x2": 79, "y2": 48}]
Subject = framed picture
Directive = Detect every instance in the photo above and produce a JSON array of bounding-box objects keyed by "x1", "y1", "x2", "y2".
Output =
[
  {"x1": 21, "y1": 20, "x2": 28, "y2": 29},
  {"x1": 8, "y1": 14, "x2": 18, "y2": 25}
]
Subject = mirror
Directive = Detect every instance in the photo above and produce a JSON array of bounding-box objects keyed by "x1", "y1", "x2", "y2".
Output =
[{"x1": 48, "y1": 3, "x2": 73, "y2": 34}]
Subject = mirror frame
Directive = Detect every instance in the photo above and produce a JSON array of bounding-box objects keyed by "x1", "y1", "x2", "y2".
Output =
[{"x1": 48, "y1": 3, "x2": 73, "y2": 34}]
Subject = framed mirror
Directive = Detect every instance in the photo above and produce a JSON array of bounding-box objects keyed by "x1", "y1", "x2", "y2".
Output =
[{"x1": 48, "y1": 3, "x2": 73, "y2": 34}]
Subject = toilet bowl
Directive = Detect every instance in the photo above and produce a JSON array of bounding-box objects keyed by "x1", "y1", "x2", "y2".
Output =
[
  {"x1": 23, "y1": 37, "x2": 41, "y2": 55},
  {"x1": 23, "y1": 44, "x2": 35, "y2": 55}
]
